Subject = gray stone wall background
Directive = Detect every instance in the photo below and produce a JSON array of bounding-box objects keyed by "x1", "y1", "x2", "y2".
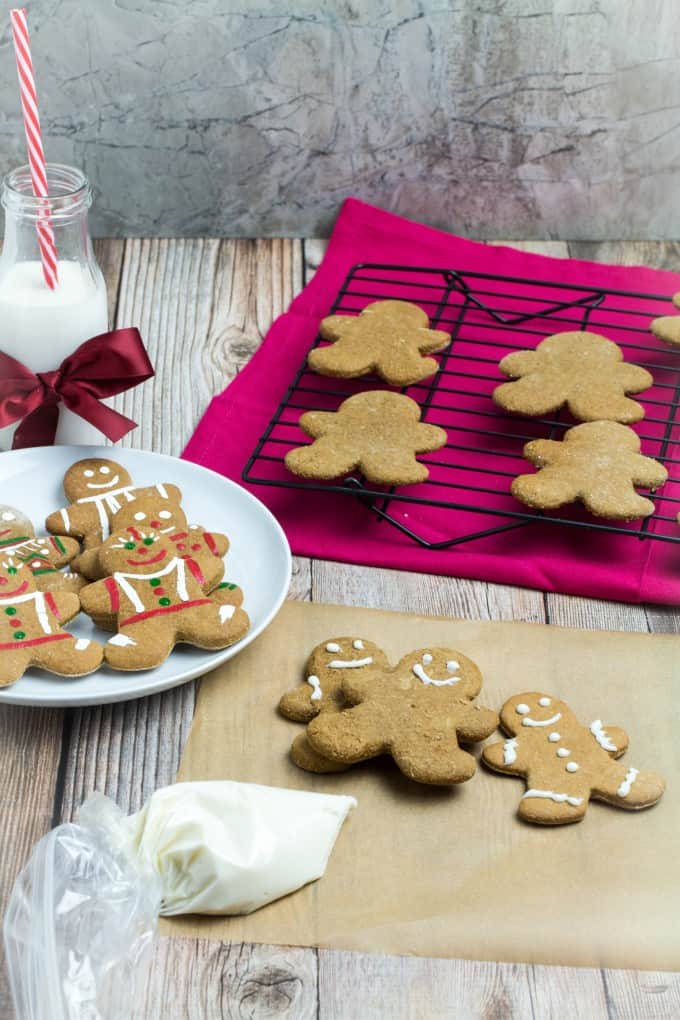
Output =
[{"x1": 0, "y1": 0, "x2": 677, "y2": 239}]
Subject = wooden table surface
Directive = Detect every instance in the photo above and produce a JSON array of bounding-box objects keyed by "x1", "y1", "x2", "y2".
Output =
[{"x1": 1, "y1": 237, "x2": 679, "y2": 1019}]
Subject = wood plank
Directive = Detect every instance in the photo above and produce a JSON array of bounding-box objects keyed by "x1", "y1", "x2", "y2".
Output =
[
  {"x1": 318, "y1": 951, "x2": 611, "y2": 1020},
  {"x1": 131, "y1": 938, "x2": 317, "y2": 1020},
  {"x1": 603, "y1": 969, "x2": 680, "y2": 1019},
  {"x1": 567, "y1": 241, "x2": 680, "y2": 272}
]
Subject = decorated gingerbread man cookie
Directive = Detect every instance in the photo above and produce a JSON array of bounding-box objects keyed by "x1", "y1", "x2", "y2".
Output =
[
  {"x1": 80, "y1": 531, "x2": 249, "y2": 670},
  {"x1": 45, "y1": 458, "x2": 182, "y2": 556},
  {"x1": 0, "y1": 558, "x2": 102, "y2": 686},
  {"x1": 279, "y1": 637, "x2": 390, "y2": 774},
  {"x1": 493, "y1": 332, "x2": 653, "y2": 423},
  {"x1": 285, "y1": 391, "x2": 447, "y2": 486},
  {"x1": 482, "y1": 692, "x2": 665, "y2": 825},
  {"x1": 308, "y1": 300, "x2": 451, "y2": 386},
  {"x1": 511, "y1": 421, "x2": 667, "y2": 520},
  {"x1": 76, "y1": 498, "x2": 228, "y2": 580},
  {"x1": 0, "y1": 505, "x2": 84, "y2": 593},
  {"x1": 306, "y1": 647, "x2": 498, "y2": 785}
]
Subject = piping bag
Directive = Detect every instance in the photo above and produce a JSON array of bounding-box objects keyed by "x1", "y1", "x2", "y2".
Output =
[{"x1": 3, "y1": 780, "x2": 356, "y2": 1020}]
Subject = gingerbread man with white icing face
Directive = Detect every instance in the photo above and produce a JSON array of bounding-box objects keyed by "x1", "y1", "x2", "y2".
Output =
[
  {"x1": 0, "y1": 505, "x2": 84, "y2": 592},
  {"x1": 306, "y1": 647, "x2": 498, "y2": 785},
  {"x1": 279, "y1": 637, "x2": 390, "y2": 773},
  {"x1": 80, "y1": 531, "x2": 248, "y2": 670},
  {"x1": 0, "y1": 559, "x2": 102, "y2": 686},
  {"x1": 483, "y1": 692, "x2": 665, "y2": 825}
]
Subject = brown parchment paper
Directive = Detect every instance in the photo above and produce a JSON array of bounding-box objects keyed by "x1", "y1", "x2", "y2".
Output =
[{"x1": 164, "y1": 600, "x2": 680, "y2": 970}]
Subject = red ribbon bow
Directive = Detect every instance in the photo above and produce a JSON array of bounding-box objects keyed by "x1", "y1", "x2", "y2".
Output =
[{"x1": 0, "y1": 328, "x2": 154, "y2": 449}]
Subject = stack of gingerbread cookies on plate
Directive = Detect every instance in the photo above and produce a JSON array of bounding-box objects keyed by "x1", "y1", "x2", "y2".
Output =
[
  {"x1": 277, "y1": 635, "x2": 666, "y2": 828},
  {"x1": 0, "y1": 456, "x2": 249, "y2": 686}
]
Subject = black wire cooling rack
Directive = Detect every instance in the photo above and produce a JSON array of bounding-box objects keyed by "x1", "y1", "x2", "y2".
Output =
[{"x1": 242, "y1": 263, "x2": 680, "y2": 549}]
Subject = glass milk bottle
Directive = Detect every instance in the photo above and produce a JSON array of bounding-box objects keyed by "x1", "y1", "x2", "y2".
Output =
[{"x1": 0, "y1": 163, "x2": 109, "y2": 449}]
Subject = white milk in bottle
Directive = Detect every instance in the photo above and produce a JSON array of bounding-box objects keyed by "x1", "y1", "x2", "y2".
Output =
[{"x1": 0, "y1": 164, "x2": 109, "y2": 449}]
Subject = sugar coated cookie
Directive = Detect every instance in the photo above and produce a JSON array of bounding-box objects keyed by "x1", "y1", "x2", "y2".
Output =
[
  {"x1": 494, "y1": 332, "x2": 653, "y2": 423},
  {"x1": 0, "y1": 558, "x2": 102, "y2": 686},
  {"x1": 80, "y1": 531, "x2": 248, "y2": 671},
  {"x1": 511, "y1": 421, "x2": 667, "y2": 520},
  {"x1": 285, "y1": 391, "x2": 447, "y2": 486},
  {"x1": 308, "y1": 300, "x2": 451, "y2": 386},
  {"x1": 483, "y1": 692, "x2": 665, "y2": 825},
  {"x1": 306, "y1": 647, "x2": 498, "y2": 785}
]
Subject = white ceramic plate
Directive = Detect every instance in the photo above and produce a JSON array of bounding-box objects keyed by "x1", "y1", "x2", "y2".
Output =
[{"x1": 0, "y1": 446, "x2": 291, "y2": 706}]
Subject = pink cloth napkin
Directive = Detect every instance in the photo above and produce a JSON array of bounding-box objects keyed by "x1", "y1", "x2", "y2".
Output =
[{"x1": 184, "y1": 198, "x2": 680, "y2": 604}]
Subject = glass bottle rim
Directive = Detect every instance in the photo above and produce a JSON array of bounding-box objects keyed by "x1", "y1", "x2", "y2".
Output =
[{"x1": 1, "y1": 163, "x2": 92, "y2": 221}]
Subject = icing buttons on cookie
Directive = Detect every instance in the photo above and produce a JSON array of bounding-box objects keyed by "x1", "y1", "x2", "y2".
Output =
[
  {"x1": 515, "y1": 703, "x2": 530, "y2": 715},
  {"x1": 557, "y1": 748, "x2": 570, "y2": 758},
  {"x1": 548, "y1": 732, "x2": 560, "y2": 742},
  {"x1": 566, "y1": 762, "x2": 579, "y2": 773}
]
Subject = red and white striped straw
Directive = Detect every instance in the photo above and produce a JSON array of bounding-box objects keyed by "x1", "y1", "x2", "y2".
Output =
[{"x1": 9, "y1": 7, "x2": 58, "y2": 289}]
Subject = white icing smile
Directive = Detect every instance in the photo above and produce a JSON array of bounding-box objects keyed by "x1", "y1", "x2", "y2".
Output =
[
  {"x1": 86, "y1": 474, "x2": 120, "y2": 489},
  {"x1": 412, "y1": 655, "x2": 460, "y2": 687},
  {"x1": 328, "y1": 656, "x2": 373, "y2": 669},
  {"x1": 521, "y1": 712, "x2": 562, "y2": 728}
]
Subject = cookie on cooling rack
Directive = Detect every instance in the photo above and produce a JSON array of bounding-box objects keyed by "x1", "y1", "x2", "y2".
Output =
[
  {"x1": 493, "y1": 331, "x2": 653, "y2": 424},
  {"x1": 650, "y1": 292, "x2": 680, "y2": 346},
  {"x1": 511, "y1": 421, "x2": 667, "y2": 520},
  {"x1": 284, "y1": 391, "x2": 447, "y2": 486},
  {"x1": 308, "y1": 300, "x2": 451, "y2": 386}
]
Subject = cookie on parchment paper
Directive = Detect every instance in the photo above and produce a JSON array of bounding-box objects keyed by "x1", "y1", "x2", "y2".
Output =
[
  {"x1": 306, "y1": 647, "x2": 498, "y2": 785},
  {"x1": 493, "y1": 331, "x2": 653, "y2": 424},
  {"x1": 511, "y1": 421, "x2": 667, "y2": 520},
  {"x1": 284, "y1": 391, "x2": 447, "y2": 486},
  {"x1": 279, "y1": 636, "x2": 390, "y2": 774},
  {"x1": 308, "y1": 300, "x2": 451, "y2": 386},
  {"x1": 482, "y1": 692, "x2": 665, "y2": 825}
]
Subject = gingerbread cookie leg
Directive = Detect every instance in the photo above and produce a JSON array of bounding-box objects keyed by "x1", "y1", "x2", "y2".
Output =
[
  {"x1": 175, "y1": 601, "x2": 250, "y2": 650},
  {"x1": 291, "y1": 732, "x2": 350, "y2": 774},
  {"x1": 35, "y1": 634, "x2": 103, "y2": 677},
  {"x1": 104, "y1": 620, "x2": 176, "y2": 671},
  {"x1": 307, "y1": 703, "x2": 387, "y2": 764},
  {"x1": 391, "y1": 732, "x2": 478, "y2": 785},
  {"x1": 591, "y1": 761, "x2": 666, "y2": 811},
  {"x1": 518, "y1": 778, "x2": 591, "y2": 825}
]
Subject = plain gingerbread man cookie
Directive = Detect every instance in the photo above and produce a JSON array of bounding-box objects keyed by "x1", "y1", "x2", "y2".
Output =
[
  {"x1": 309, "y1": 300, "x2": 451, "y2": 386},
  {"x1": 0, "y1": 558, "x2": 102, "y2": 686},
  {"x1": 80, "y1": 530, "x2": 248, "y2": 670},
  {"x1": 649, "y1": 292, "x2": 680, "y2": 346},
  {"x1": 306, "y1": 647, "x2": 498, "y2": 785},
  {"x1": 285, "y1": 391, "x2": 447, "y2": 485},
  {"x1": 493, "y1": 332, "x2": 653, "y2": 423},
  {"x1": 0, "y1": 505, "x2": 84, "y2": 593},
  {"x1": 279, "y1": 636, "x2": 390, "y2": 774},
  {"x1": 483, "y1": 692, "x2": 665, "y2": 825},
  {"x1": 511, "y1": 421, "x2": 667, "y2": 520}
]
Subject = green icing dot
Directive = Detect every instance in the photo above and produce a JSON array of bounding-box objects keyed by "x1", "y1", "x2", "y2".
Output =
[
  {"x1": 7, "y1": 567, "x2": 17, "y2": 575},
  {"x1": 143, "y1": 537, "x2": 154, "y2": 546},
  {"x1": 124, "y1": 541, "x2": 135, "y2": 550},
  {"x1": 149, "y1": 578, "x2": 161, "y2": 587},
  {"x1": 218, "y1": 582, "x2": 237, "y2": 590},
  {"x1": 5, "y1": 607, "x2": 16, "y2": 616},
  {"x1": 158, "y1": 597, "x2": 171, "y2": 606},
  {"x1": 13, "y1": 631, "x2": 26, "y2": 640}
]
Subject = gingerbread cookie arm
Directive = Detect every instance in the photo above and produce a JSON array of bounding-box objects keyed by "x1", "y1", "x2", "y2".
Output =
[
  {"x1": 279, "y1": 678, "x2": 327, "y2": 722},
  {"x1": 512, "y1": 468, "x2": 579, "y2": 510},
  {"x1": 307, "y1": 703, "x2": 388, "y2": 763},
  {"x1": 414, "y1": 423, "x2": 449, "y2": 452},
  {"x1": 46, "y1": 504, "x2": 101, "y2": 541},
  {"x1": 319, "y1": 314, "x2": 356, "y2": 340},
  {"x1": 79, "y1": 578, "x2": 114, "y2": 618},
  {"x1": 651, "y1": 316, "x2": 680, "y2": 346},
  {"x1": 567, "y1": 392, "x2": 645, "y2": 426},
  {"x1": 482, "y1": 737, "x2": 528, "y2": 775},
  {"x1": 616, "y1": 363, "x2": 654, "y2": 393},
  {"x1": 629, "y1": 453, "x2": 668, "y2": 489},
  {"x1": 297, "y1": 410, "x2": 340, "y2": 439},
  {"x1": 47, "y1": 590, "x2": 81, "y2": 626},
  {"x1": 309, "y1": 334, "x2": 375, "y2": 379},
  {"x1": 522, "y1": 438, "x2": 562, "y2": 467},
  {"x1": 416, "y1": 327, "x2": 451, "y2": 355},
  {"x1": 455, "y1": 704, "x2": 499, "y2": 743},
  {"x1": 30, "y1": 535, "x2": 80, "y2": 569},
  {"x1": 591, "y1": 762, "x2": 665, "y2": 810},
  {"x1": 584, "y1": 485, "x2": 655, "y2": 521},
  {"x1": 588, "y1": 719, "x2": 629, "y2": 758},
  {"x1": 497, "y1": 350, "x2": 540, "y2": 378},
  {"x1": 285, "y1": 438, "x2": 360, "y2": 481}
]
